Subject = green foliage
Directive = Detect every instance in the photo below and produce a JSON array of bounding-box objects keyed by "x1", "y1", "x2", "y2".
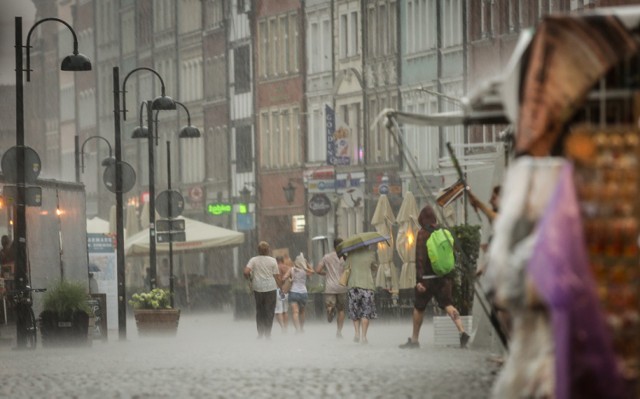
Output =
[
  {"x1": 450, "y1": 224, "x2": 481, "y2": 315},
  {"x1": 42, "y1": 280, "x2": 91, "y2": 318},
  {"x1": 128, "y1": 288, "x2": 172, "y2": 310}
]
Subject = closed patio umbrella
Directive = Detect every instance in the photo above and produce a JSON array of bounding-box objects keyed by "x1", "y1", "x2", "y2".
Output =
[
  {"x1": 108, "y1": 205, "x2": 117, "y2": 234},
  {"x1": 140, "y1": 201, "x2": 150, "y2": 229},
  {"x1": 125, "y1": 203, "x2": 140, "y2": 238},
  {"x1": 371, "y1": 194, "x2": 398, "y2": 292},
  {"x1": 396, "y1": 191, "x2": 419, "y2": 289}
]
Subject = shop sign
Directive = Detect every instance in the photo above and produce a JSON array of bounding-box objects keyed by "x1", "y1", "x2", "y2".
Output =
[
  {"x1": 308, "y1": 194, "x2": 331, "y2": 217},
  {"x1": 237, "y1": 213, "x2": 254, "y2": 230},
  {"x1": 207, "y1": 203, "x2": 232, "y2": 216}
]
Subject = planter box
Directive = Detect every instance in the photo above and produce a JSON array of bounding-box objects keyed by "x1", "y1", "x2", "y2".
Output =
[
  {"x1": 133, "y1": 309, "x2": 180, "y2": 336},
  {"x1": 39, "y1": 310, "x2": 90, "y2": 347},
  {"x1": 433, "y1": 315, "x2": 472, "y2": 346}
]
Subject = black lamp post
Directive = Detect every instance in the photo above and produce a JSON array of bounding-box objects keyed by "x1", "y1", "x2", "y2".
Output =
[
  {"x1": 112, "y1": 66, "x2": 175, "y2": 340},
  {"x1": 131, "y1": 100, "x2": 199, "y2": 307},
  {"x1": 13, "y1": 16, "x2": 91, "y2": 348},
  {"x1": 79, "y1": 136, "x2": 115, "y2": 174}
]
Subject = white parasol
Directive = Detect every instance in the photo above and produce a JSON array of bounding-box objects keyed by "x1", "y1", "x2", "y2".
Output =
[
  {"x1": 125, "y1": 203, "x2": 140, "y2": 238},
  {"x1": 371, "y1": 194, "x2": 398, "y2": 292},
  {"x1": 396, "y1": 191, "x2": 420, "y2": 289}
]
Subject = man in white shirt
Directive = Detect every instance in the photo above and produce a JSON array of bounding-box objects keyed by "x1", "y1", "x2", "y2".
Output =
[{"x1": 244, "y1": 241, "x2": 280, "y2": 339}]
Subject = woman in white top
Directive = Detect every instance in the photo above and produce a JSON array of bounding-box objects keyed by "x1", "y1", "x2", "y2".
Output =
[{"x1": 285, "y1": 253, "x2": 314, "y2": 333}]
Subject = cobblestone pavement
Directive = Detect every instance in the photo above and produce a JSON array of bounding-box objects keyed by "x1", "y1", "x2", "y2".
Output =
[{"x1": 0, "y1": 312, "x2": 500, "y2": 398}]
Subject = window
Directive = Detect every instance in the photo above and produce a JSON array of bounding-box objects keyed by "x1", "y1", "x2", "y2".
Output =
[
  {"x1": 258, "y1": 12, "x2": 299, "y2": 78},
  {"x1": 481, "y1": 0, "x2": 494, "y2": 38},
  {"x1": 307, "y1": 16, "x2": 332, "y2": 74},
  {"x1": 234, "y1": 46, "x2": 251, "y2": 93},
  {"x1": 259, "y1": 106, "x2": 302, "y2": 168},
  {"x1": 442, "y1": 0, "x2": 462, "y2": 47},
  {"x1": 407, "y1": 0, "x2": 436, "y2": 54},
  {"x1": 339, "y1": 10, "x2": 359, "y2": 59},
  {"x1": 235, "y1": 126, "x2": 252, "y2": 173}
]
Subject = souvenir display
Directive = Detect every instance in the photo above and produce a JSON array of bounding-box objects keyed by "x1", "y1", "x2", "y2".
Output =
[{"x1": 567, "y1": 125, "x2": 639, "y2": 379}]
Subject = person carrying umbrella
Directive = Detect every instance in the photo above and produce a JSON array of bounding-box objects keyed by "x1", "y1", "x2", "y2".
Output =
[
  {"x1": 399, "y1": 203, "x2": 470, "y2": 349},
  {"x1": 339, "y1": 234, "x2": 381, "y2": 345}
]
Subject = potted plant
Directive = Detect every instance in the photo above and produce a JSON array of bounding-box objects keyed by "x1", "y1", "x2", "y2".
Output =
[
  {"x1": 129, "y1": 288, "x2": 180, "y2": 336},
  {"x1": 39, "y1": 280, "x2": 91, "y2": 347}
]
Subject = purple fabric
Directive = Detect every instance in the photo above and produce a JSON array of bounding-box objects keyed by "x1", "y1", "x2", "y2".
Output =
[{"x1": 528, "y1": 163, "x2": 628, "y2": 399}]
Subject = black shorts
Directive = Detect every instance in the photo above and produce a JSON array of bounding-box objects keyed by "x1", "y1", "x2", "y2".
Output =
[{"x1": 413, "y1": 276, "x2": 453, "y2": 311}]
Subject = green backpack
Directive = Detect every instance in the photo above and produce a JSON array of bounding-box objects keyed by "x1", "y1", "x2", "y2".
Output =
[{"x1": 426, "y1": 228, "x2": 455, "y2": 276}]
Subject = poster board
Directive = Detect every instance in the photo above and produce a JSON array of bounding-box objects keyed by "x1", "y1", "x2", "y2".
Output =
[{"x1": 87, "y1": 234, "x2": 118, "y2": 330}]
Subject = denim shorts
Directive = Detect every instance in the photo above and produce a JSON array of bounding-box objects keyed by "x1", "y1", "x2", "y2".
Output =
[{"x1": 288, "y1": 291, "x2": 308, "y2": 307}]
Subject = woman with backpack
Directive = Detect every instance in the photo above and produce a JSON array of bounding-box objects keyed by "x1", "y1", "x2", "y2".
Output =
[{"x1": 399, "y1": 203, "x2": 470, "y2": 349}]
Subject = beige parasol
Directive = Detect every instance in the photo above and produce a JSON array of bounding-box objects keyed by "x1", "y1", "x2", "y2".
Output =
[
  {"x1": 108, "y1": 205, "x2": 117, "y2": 234},
  {"x1": 371, "y1": 194, "x2": 398, "y2": 292},
  {"x1": 396, "y1": 191, "x2": 419, "y2": 289},
  {"x1": 125, "y1": 203, "x2": 140, "y2": 238},
  {"x1": 140, "y1": 201, "x2": 150, "y2": 229}
]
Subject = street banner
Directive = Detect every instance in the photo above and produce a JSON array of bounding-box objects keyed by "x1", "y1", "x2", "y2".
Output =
[{"x1": 325, "y1": 105, "x2": 350, "y2": 166}]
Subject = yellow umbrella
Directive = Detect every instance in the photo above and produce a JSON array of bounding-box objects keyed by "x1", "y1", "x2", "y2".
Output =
[
  {"x1": 371, "y1": 194, "x2": 397, "y2": 292},
  {"x1": 396, "y1": 191, "x2": 419, "y2": 289}
]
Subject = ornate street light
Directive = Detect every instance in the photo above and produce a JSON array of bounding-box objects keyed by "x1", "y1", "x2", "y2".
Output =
[
  {"x1": 129, "y1": 99, "x2": 200, "y2": 293},
  {"x1": 13, "y1": 16, "x2": 91, "y2": 348},
  {"x1": 80, "y1": 136, "x2": 115, "y2": 173},
  {"x1": 112, "y1": 66, "x2": 175, "y2": 339},
  {"x1": 240, "y1": 186, "x2": 252, "y2": 204},
  {"x1": 283, "y1": 181, "x2": 296, "y2": 205}
]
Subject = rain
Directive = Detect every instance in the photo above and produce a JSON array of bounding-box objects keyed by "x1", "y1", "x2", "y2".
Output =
[{"x1": 0, "y1": 1, "x2": 639, "y2": 398}]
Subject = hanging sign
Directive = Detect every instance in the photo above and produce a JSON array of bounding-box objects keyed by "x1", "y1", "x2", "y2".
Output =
[{"x1": 308, "y1": 194, "x2": 331, "y2": 217}]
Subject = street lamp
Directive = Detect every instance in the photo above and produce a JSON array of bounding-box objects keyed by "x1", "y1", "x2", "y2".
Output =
[
  {"x1": 131, "y1": 101, "x2": 200, "y2": 307},
  {"x1": 130, "y1": 101, "x2": 199, "y2": 264},
  {"x1": 13, "y1": 16, "x2": 91, "y2": 348},
  {"x1": 112, "y1": 66, "x2": 175, "y2": 340},
  {"x1": 283, "y1": 181, "x2": 296, "y2": 204},
  {"x1": 79, "y1": 136, "x2": 115, "y2": 173}
]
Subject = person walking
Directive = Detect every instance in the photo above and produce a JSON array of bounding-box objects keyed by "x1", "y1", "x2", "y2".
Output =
[
  {"x1": 285, "y1": 253, "x2": 314, "y2": 334},
  {"x1": 243, "y1": 241, "x2": 280, "y2": 339},
  {"x1": 343, "y1": 245, "x2": 378, "y2": 344},
  {"x1": 315, "y1": 238, "x2": 347, "y2": 338},
  {"x1": 274, "y1": 256, "x2": 290, "y2": 333},
  {"x1": 399, "y1": 204, "x2": 470, "y2": 349}
]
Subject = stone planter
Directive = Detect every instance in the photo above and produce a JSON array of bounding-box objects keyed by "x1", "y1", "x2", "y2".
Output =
[
  {"x1": 133, "y1": 309, "x2": 180, "y2": 336},
  {"x1": 39, "y1": 310, "x2": 91, "y2": 347}
]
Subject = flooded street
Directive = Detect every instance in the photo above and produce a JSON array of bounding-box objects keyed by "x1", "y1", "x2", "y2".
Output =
[{"x1": 0, "y1": 312, "x2": 499, "y2": 398}]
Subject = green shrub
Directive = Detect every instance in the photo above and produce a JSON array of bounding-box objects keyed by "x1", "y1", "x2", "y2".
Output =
[
  {"x1": 451, "y1": 224, "x2": 481, "y2": 315},
  {"x1": 42, "y1": 280, "x2": 91, "y2": 318}
]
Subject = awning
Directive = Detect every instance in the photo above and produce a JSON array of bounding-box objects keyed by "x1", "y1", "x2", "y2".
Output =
[{"x1": 125, "y1": 216, "x2": 245, "y2": 255}]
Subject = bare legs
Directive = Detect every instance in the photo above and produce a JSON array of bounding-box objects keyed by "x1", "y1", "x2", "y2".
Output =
[
  {"x1": 352, "y1": 318, "x2": 370, "y2": 343},
  {"x1": 275, "y1": 312, "x2": 288, "y2": 333},
  {"x1": 410, "y1": 308, "x2": 425, "y2": 343},
  {"x1": 291, "y1": 302, "x2": 306, "y2": 333},
  {"x1": 445, "y1": 305, "x2": 465, "y2": 333},
  {"x1": 336, "y1": 309, "x2": 345, "y2": 338}
]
